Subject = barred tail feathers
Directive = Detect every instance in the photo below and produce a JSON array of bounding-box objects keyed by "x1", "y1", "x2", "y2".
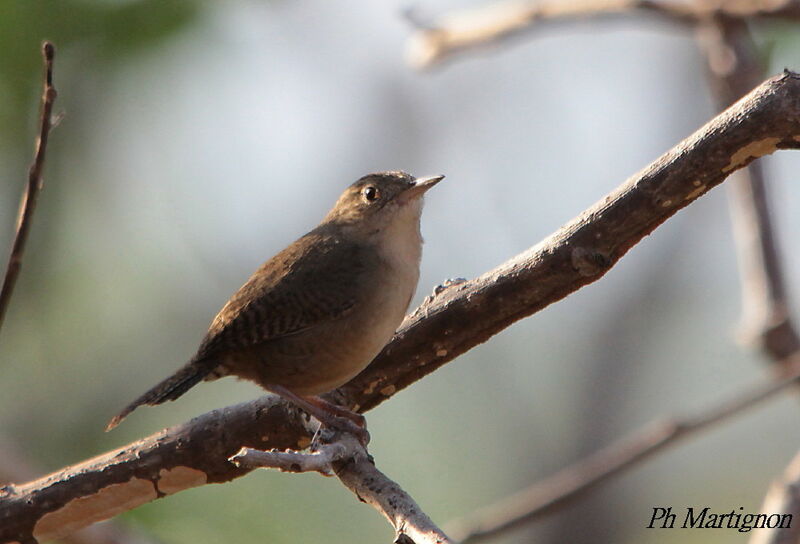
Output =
[{"x1": 105, "y1": 360, "x2": 216, "y2": 431}]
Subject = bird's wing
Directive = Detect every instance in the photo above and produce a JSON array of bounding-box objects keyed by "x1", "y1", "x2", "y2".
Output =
[{"x1": 194, "y1": 230, "x2": 375, "y2": 359}]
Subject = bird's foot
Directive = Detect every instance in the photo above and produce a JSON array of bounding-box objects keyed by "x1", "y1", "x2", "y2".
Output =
[
  {"x1": 306, "y1": 396, "x2": 366, "y2": 427},
  {"x1": 303, "y1": 396, "x2": 369, "y2": 445},
  {"x1": 266, "y1": 385, "x2": 369, "y2": 446}
]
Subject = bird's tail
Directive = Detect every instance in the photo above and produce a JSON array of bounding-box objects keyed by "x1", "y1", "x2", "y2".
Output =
[{"x1": 105, "y1": 359, "x2": 216, "y2": 431}]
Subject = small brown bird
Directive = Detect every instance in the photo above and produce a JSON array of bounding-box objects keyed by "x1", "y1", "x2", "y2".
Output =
[{"x1": 107, "y1": 171, "x2": 442, "y2": 438}]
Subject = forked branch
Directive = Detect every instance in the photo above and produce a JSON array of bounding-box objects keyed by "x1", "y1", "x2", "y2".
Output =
[{"x1": 231, "y1": 432, "x2": 453, "y2": 544}]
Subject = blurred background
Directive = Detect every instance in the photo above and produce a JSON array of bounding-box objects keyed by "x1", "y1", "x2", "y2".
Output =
[{"x1": 1, "y1": 1, "x2": 800, "y2": 543}]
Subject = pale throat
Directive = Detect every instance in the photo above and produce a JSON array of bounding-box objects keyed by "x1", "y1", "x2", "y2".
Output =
[{"x1": 376, "y1": 198, "x2": 424, "y2": 279}]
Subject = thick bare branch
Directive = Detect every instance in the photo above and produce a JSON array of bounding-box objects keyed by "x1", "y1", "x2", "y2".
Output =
[
  {"x1": 446, "y1": 352, "x2": 800, "y2": 543},
  {"x1": 338, "y1": 70, "x2": 800, "y2": 414},
  {"x1": 406, "y1": 0, "x2": 800, "y2": 69},
  {"x1": 2, "y1": 72, "x2": 800, "y2": 543},
  {"x1": 0, "y1": 439, "x2": 160, "y2": 544},
  {"x1": 0, "y1": 397, "x2": 315, "y2": 543},
  {"x1": 0, "y1": 42, "x2": 57, "y2": 334}
]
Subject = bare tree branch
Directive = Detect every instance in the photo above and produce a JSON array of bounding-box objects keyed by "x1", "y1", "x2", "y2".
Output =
[
  {"x1": 405, "y1": 0, "x2": 800, "y2": 69},
  {"x1": 0, "y1": 438, "x2": 160, "y2": 544},
  {"x1": 0, "y1": 396, "x2": 316, "y2": 543},
  {"x1": 2, "y1": 72, "x2": 800, "y2": 543},
  {"x1": 727, "y1": 162, "x2": 800, "y2": 360},
  {"x1": 698, "y1": 15, "x2": 800, "y2": 544},
  {"x1": 231, "y1": 433, "x2": 453, "y2": 544},
  {"x1": 338, "y1": 70, "x2": 800, "y2": 414},
  {"x1": 445, "y1": 353, "x2": 800, "y2": 543},
  {"x1": 750, "y1": 450, "x2": 800, "y2": 544},
  {"x1": 697, "y1": 15, "x2": 800, "y2": 363},
  {"x1": 230, "y1": 443, "x2": 345, "y2": 475},
  {"x1": 0, "y1": 41, "x2": 57, "y2": 335},
  {"x1": 442, "y1": 11, "x2": 800, "y2": 543}
]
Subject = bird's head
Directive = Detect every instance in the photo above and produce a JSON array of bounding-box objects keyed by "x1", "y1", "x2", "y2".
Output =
[{"x1": 323, "y1": 171, "x2": 443, "y2": 237}]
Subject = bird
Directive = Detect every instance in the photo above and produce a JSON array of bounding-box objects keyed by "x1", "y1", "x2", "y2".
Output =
[{"x1": 106, "y1": 171, "x2": 443, "y2": 441}]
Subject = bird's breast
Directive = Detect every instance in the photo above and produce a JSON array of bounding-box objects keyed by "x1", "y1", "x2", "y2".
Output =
[{"x1": 225, "y1": 212, "x2": 426, "y2": 396}]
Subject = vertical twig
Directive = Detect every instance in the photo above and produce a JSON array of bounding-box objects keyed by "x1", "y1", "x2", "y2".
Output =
[
  {"x1": 696, "y1": 16, "x2": 800, "y2": 364},
  {"x1": 0, "y1": 41, "x2": 58, "y2": 334},
  {"x1": 0, "y1": 42, "x2": 155, "y2": 544},
  {"x1": 697, "y1": 16, "x2": 800, "y2": 544}
]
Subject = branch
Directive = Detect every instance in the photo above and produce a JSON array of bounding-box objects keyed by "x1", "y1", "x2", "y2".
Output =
[
  {"x1": 231, "y1": 434, "x2": 453, "y2": 544},
  {"x1": 697, "y1": 15, "x2": 800, "y2": 363},
  {"x1": 750, "y1": 450, "x2": 800, "y2": 544},
  {"x1": 0, "y1": 396, "x2": 316, "y2": 543},
  {"x1": 405, "y1": 0, "x2": 800, "y2": 69},
  {"x1": 337, "y1": 70, "x2": 800, "y2": 414},
  {"x1": 0, "y1": 41, "x2": 57, "y2": 334},
  {"x1": 445, "y1": 352, "x2": 800, "y2": 543},
  {"x1": 2, "y1": 72, "x2": 800, "y2": 543},
  {"x1": 699, "y1": 16, "x2": 800, "y2": 544},
  {"x1": 0, "y1": 440, "x2": 161, "y2": 544},
  {"x1": 333, "y1": 447, "x2": 452, "y2": 544},
  {"x1": 230, "y1": 442, "x2": 346, "y2": 475},
  {"x1": 444, "y1": 17, "x2": 800, "y2": 543}
]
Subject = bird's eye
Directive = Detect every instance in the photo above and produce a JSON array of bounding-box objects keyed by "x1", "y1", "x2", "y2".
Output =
[{"x1": 362, "y1": 186, "x2": 380, "y2": 202}]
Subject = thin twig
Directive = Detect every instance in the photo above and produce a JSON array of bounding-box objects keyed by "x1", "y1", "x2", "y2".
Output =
[
  {"x1": 446, "y1": 353, "x2": 800, "y2": 543},
  {"x1": 727, "y1": 162, "x2": 800, "y2": 360},
  {"x1": 405, "y1": 0, "x2": 800, "y2": 69},
  {"x1": 405, "y1": 0, "x2": 690, "y2": 68},
  {"x1": 0, "y1": 41, "x2": 57, "y2": 334},
  {"x1": 230, "y1": 442, "x2": 347, "y2": 475},
  {"x1": 0, "y1": 43, "x2": 160, "y2": 544},
  {"x1": 231, "y1": 433, "x2": 453, "y2": 544}
]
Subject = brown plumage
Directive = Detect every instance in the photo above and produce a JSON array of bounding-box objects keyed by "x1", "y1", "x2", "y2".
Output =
[{"x1": 107, "y1": 171, "x2": 442, "y2": 435}]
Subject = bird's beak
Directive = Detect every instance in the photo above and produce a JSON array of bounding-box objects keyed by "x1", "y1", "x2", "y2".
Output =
[{"x1": 402, "y1": 174, "x2": 445, "y2": 201}]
